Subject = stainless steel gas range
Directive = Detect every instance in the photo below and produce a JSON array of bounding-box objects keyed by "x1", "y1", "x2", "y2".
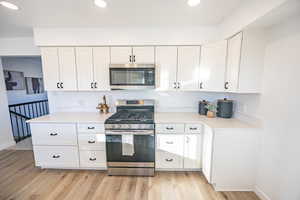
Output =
[{"x1": 104, "y1": 99, "x2": 155, "y2": 176}]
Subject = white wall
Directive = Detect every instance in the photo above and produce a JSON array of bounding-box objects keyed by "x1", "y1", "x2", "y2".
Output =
[
  {"x1": 0, "y1": 58, "x2": 15, "y2": 149},
  {"x1": 0, "y1": 37, "x2": 40, "y2": 56},
  {"x1": 219, "y1": 0, "x2": 289, "y2": 38},
  {"x1": 255, "y1": 16, "x2": 300, "y2": 200},
  {"x1": 48, "y1": 91, "x2": 229, "y2": 113},
  {"x1": 2, "y1": 57, "x2": 47, "y2": 105},
  {"x1": 33, "y1": 26, "x2": 219, "y2": 46},
  {"x1": 230, "y1": 15, "x2": 300, "y2": 200}
]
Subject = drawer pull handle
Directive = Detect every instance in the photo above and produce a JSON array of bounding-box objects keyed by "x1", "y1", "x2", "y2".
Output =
[
  {"x1": 189, "y1": 127, "x2": 198, "y2": 130},
  {"x1": 166, "y1": 127, "x2": 174, "y2": 130},
  {"x1": 165, "y1": 158, "x2": 173, "y2": 162},
  {"x1": 50, "y1": 133, "x2": 58, "y2": 136},
  {"x1": 166, "y1": 141, "x2": 174, "y2": 144},
  {"x1": 89, "y1": 158, "x2": 97, "y2": 161},
  {"x1": 52, "y1": 155, "x2": 60, "y2": 159},
  {"x1": 88, "y1": 127, "x2": 95, "y2": 130},
  {"x1": 88, "y1": 140, "x2": 96, "y2": 144}
]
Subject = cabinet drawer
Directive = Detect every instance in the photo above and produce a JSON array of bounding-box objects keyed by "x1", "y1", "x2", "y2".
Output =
[
  {"x1": 185, "y1": 124, "x2": 203, "y2": 134},
  {"x1": 156, "y1": 124, "x2": 185, "y2": 134},
  {"x1": 77, "y1": 123, "x2": 104, "y2": 133},
  {"x1": 78, "y1": 134, "x2": 106, "y2": 150},
  {"x1": 31, "y1": 123, "x2": 77, "y2": 146},
  {"x1": 156, "y1": 134, "x2": 184, "y2": 155},
  {"x1": 156, "y1": 150, "x2": 183, "y2": 169},
  {"x1": 79, "y1": 150, "x2": 106, "y2": 168},
  {"x1": 33, "y1": 146, "x2": 79, "y2": 168}
]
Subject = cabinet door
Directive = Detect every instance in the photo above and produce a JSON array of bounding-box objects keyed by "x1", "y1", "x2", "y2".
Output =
[
  {"x1": 93, "y1": 47, "x2": 110, "y2": 90},
  {"x1": 156, "y1": 134, "x2": 184, "y2": 169},
  {"x1": 202, "y1": 125, "x2": 214, "y2": 183},
  {"x1": 132, "y1": 47, "x2": 155, "y2": 63},
  {"x1": 155, "y1": 46, "x2": 178, "y2": 90},
  {"x1": 41, "y1": 47, "x2": 60, "y2": 91},
  {"x1": 184, "y1": 134, "x2": 202, "y2": 169},
  {"x1": 177, "y1": 46, "x2": 201, "y2": 90},
  {"x1": 200, "y1": 41, "x2": 227, "y2": 92},
  {"x1": 226, "y1": 32, "x2": 243, "y2": 92},
  {"x1": 58, "y1": 47, "x2": 78, "y2": 90},
  {"x1": 110, "y1": 47, "x2": 132, "y2": 64},
  {"x1": 76, "y1": 47, "x2": 94, "y2": 91}
]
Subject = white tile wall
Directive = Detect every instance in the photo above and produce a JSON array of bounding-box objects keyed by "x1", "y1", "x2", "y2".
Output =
[{"x1": 48, "y1": 91, "x2": 229, "y2": 113}]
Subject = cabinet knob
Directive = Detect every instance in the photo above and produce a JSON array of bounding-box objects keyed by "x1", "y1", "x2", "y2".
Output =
[
  {"x1": 133, "y1": 55, "x2": 136, "y2": 62},
  {"x1": 57, "y1": 82, "x2": 61, "y2": 89},
  {"x1": 52, "y1": 155, "x2": 60, "y2": 159},
  {"x1": 165, "y1": 158, "x2": 173, "y2": 162},
  {"x1": 166, "y1": 127, "x2": 174, "y2": 130},
  {"x1": 200, "y1": 82, "x2": 203, "y2": 89},
  {"x1": 177, "y1": 82, "x2": 181, "y2": 89},
  {"x1": 173, "y1": 82, "x2": 177, "y2": 89},
  {"x1": 91, "y1": 82, "x2": 94, "y2": 89},
  {"x1": 89, "y1": 158, "x2": 97, "y2": 161},
  {"x1": 166, "y1": 141, "x2": 174, "y2": 144},
  {"x1": 94, "y1": 82, "x2": 98, "y2": 89},
  {"x1": 189, "y1": 127, "x2": 197, "y2": 130},
  {"x1": 129, "y1": 55, "x2": 132, "y2": 62},
  {"x1": 50, "y1": 133, "x2": 58, "y2": 136},
  {"x1": 60, "y1": 82, "x2": 64, "y2": 89},
  {"x1": 88, "y1": 140, "x2": 96, "y2": 144},
  {"x1": 88, "y1": 127, "x2": 95, "y2": 130},
  {"x1": 224, "y1": 82, "x2": 229, "y2": 90}
]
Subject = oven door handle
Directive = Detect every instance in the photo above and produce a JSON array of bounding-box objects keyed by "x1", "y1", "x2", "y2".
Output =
[{"x1": 105, "y1": 130, "x2": 154, "y2": 135}]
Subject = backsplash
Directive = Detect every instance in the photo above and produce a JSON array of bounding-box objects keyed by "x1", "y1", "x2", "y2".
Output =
[{"x1": 48, "y1": 91, "x2": 229, "y2": 113}]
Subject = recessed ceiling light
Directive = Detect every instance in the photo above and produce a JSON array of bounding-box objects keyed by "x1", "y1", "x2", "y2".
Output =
[
  {"x1": 94, "y1": 0, "x2": 107, "y2": 8},
  {"x1": 187, "y1": 0, "x2": 201, "y2": 7},
  {"x1": 0, "y1": 1, "x2": 19, "y2": 10}
]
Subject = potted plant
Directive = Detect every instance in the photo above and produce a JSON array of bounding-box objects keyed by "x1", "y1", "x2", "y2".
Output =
[{"x1": 205, "y1": 103, "x2": 217, "y2": 118}]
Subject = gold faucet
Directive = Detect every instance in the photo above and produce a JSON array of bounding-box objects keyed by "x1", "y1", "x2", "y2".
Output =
[{"x1": 96, "y1": 95, "x2": 110, "y2": 114}]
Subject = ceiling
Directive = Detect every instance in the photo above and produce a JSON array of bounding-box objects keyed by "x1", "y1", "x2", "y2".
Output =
[{"x1": 0, "y1": 0, "x2": 243, "y2": 37}]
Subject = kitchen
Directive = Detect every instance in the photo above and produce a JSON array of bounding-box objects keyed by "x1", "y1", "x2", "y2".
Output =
[{"x1": 0, "y1": 0, "x2": 300, "y2": 200}]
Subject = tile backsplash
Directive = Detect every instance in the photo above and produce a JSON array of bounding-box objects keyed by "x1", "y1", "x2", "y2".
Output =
[{"x1": 48, "y1": 91, "x2": 229, "y2": 113}]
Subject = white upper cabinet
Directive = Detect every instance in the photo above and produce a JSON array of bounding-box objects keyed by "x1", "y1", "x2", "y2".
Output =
[
  {"x1": 93, "y1": 47, "x2": 110, "y2": 90},
  {"x1": 177, "y1": 46, "x2": 201, "y2": 90},
  {"x1": 76, "y1": 47, "x2": 94, "y2": 91},
  {"x1": 110, "y1": 47, "x2": 132, "y2": 64},
  {"x1": 41, "y1": 47, "x2": 60, "y2": 91},
  {"x1": 132, "y1": 47, "x2": 155, "y2": 63},
  {"x1": 76, "y1": 47, "x2": 110, "y2": 91},
  {"x1": 225, "y1": 30, "x2": 266, "y2": 93},
  {"x1": 155, "y1": 46, "x2": 178, "y2": 90},
  {"x1": 200, "y1": 41, "x2": 227, "y2": 92},
  {"x1": 225, "y1": 32, "x2": 242, "y2": 92},
  {"x1": 41, "y1": 47, "x2": 77, "y2": 91},
  {"x1": 57, "y1": 48, "x2": 78, "y2": 91}
]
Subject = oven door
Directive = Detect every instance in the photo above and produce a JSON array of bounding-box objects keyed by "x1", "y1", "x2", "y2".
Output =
[
  {"x1": 106, "y1": 130, "x2": 155, "y2": 163},
  {"x1": 109, "y1": 66, "x2": 155, "y2": 89}
]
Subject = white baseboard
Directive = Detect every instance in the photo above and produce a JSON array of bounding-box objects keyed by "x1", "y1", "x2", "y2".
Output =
[
  {"x1": 0, "y1": 141, "x2": 16, "y2": 150},
  {"x1": 254, "y1": 186, "x2": 271, "y2": 200},
  {"x1": 213, "y1": 185, "x2": 253, "y2": 192}
]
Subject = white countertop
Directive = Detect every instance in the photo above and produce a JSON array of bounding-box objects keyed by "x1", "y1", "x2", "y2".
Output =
[
  {"x1": 154, "y1": 112, "x2": 258, "y2": 129},
  {"x1": 27, "y1": 112, "x2": 113, "y2": 123},
  {"x1": 28, "y1": 112, "x2": 259, "y2": 129}
]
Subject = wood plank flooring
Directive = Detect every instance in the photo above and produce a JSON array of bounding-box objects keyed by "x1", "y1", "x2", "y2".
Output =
[{"x1": 0, "y1": 150, "x2": 260, "y2": 200}]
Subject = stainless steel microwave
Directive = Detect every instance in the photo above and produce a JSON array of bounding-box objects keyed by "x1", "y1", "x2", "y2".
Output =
[{"x1": 109, "y1": 64, "x2": 155, "y2": 90}]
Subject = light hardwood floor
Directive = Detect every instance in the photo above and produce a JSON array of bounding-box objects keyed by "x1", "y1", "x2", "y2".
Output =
[{"x1": 0, "y1": 150, "x2": 260, "y2": 200}]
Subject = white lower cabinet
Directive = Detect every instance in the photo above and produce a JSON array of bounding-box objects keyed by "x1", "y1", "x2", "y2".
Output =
[
  {"x1": 79, "y1": 150, "x2": 106, "y2": 168},
  {"x1": 155, "y1": 123, "x2": 202, "y2": 170},
  {"x1": 202, "y1": 125, "x2": 259, "y2": 191},
  {"x1": 30, "y1": 122, "x2": 107, "y2": 170},
  {"x1": 34, "y1": 146, "x2": 79, "y2": 168},
  {"x1": 183, "y1": 134, "x2": 202, "y2": 169}
]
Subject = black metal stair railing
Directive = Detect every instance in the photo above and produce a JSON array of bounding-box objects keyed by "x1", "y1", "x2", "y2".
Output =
[{"x1": 8, "y1": 100, "x2": 49, "y2": 143}]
